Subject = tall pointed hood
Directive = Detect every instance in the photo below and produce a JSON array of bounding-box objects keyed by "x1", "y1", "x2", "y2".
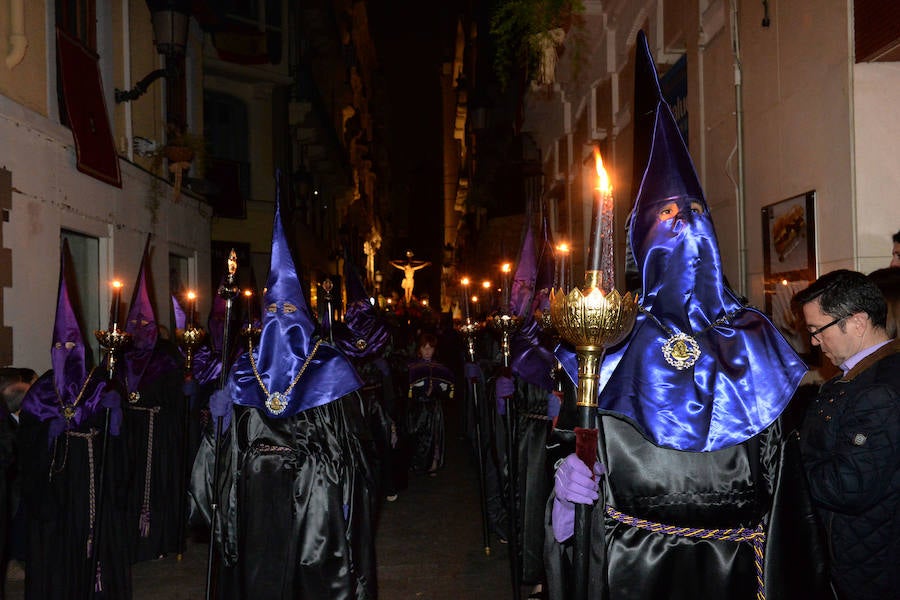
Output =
[
  {"x1": 561, "y1": 31, "x2": 806, "y2": 452},
  {"x1": 172, "y1": 293, "x2": 187, "y2": 331},
  {"x1": 23, "y1": 240, "x2": 109, "y2": 442},
  {"x1": 510, "y1": 221, "x2": 537, "y2": 320},
  {"x1": 512, "y1": 217, "x2": 556, "y2": 391},
  {"x1": 334, "y1": 260, "x2": 391, "y2": 360},
  {"x1": 122, "y1": 235, "x2": 159, "y2": 391},
  {"x1": 534, "y1": 214, "x2": 556, "y2": 314},
  {"x1": 229, "y1": 171, "x2": 362, "y2": 417},
  {"x1": 52, "y1": 239, "x2": 89, "y2": 405}
]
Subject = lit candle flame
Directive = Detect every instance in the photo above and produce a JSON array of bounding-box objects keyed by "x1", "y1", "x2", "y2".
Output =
[
  {"x1": 595, "y1": 149, "x2": 612, "y2": 196},
  {"x1": 501, "y1": 263, "x2": 511, "y2": 274},
  {"x1": 482, "y1": 280, "x2": 492, "y2": 289},
  {"x1": 112, "y1": 280, "x2": 123, "y2": 289},
  {"x1": 556, "y1": 242, "x2": 569, "y2": 254},
  {"x1": 187, "y1": 291, "x2": 196, "y2": 301},
  {"x1": 461, "y1": 277, "x2": 470, "y2": 286}
]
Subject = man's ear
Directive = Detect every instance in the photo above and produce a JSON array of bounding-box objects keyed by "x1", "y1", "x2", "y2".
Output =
[{"x1": 849, "y1": 312, "x2": 868, "y2": 336}]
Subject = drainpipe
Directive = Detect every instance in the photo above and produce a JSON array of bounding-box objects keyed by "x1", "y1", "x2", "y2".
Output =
[
  {"x1": 729, "y1": 0, "x2": 748, "y2": 297},
  {"x1": 5, "y1": 0, "x2": 27, "y2": 69},
  {"x1": 123, "y1": 0, "x2": 134, "y2": 161}
]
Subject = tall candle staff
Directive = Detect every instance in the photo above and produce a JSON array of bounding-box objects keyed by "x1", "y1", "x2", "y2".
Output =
[
  {"x1": 206, "y1": 249, "x2": 239, "y2": 600},
  {"x1": 549, "y1": 151, "x2": 638, "y2": 600},
  {"x1": 487, "y1": 261, "x2": 523, "y2": 600},
  {"x1": 455, "y1": 276, "x2": 491, "y2": 557},
  {"x1": 241, "y1": 289, "x2": 261, "y2": 345},
  {"x1": 176, "y1": 290, "x2": 205, "y2": 560},
  {"x1": 91, "y1": 279, "x2": 132, "y2": 593}
]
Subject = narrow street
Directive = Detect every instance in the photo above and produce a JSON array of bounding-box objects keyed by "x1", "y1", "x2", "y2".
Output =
[{"x1": 5, "y1": 402, "x2": 515, "y2": 599}]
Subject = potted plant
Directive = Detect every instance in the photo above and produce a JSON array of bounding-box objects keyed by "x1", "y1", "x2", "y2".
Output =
[
  {"x1": 489, "y1": 0, "x2": 585, "y2": 89},
  {"x1": 147, "y1": 121, "x2": 207, "y2": 207},
  {"x1": 162, "y1": 121, "x2": 207, "y2": 171}
]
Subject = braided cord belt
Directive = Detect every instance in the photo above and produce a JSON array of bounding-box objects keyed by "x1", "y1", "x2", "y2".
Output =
[
  {"x1": 606, "y1": 505, "x2": 766, "y2": 600},
  {"x1": 520, "y1": 411, "x2": 552, "y2": 421},
  {"x1": 66, "y1": 429, "x2": 100, "y2": 558},
  {"x1": 129, "y1": 406, "x2": 161, "y2": 537}
]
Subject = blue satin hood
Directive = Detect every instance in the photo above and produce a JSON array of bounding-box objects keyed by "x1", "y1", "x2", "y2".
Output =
[
  {"x1": 230, "y1": 180, "x2": 361, "y2": 417},
  {"x1": 557, "y1": 31, "x2": 805, "y2": 452}
]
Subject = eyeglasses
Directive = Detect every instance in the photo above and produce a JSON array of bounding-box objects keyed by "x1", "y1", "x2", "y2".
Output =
[{"x1": 809, "y1": 316, "x2": 845, "y2": 341}]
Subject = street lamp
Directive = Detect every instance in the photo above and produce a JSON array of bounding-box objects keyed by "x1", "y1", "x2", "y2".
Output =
[{"x1": 115, "y1": 0, "x2": 192, "y2": 103}]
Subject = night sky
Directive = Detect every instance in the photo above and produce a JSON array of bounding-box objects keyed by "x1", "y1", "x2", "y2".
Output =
[{"x1": 367, "y1": 2, "x2": 457, "y2": 303}]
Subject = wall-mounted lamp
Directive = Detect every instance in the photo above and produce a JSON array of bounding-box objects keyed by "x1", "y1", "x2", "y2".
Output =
[{"x1": 115, "y1": 0, "x2": 191, "y2": 103}]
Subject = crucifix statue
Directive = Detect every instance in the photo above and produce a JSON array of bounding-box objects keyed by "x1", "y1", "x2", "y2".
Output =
[{"x1": 390, "y1": 250, "x2": 430, "y2": 305}]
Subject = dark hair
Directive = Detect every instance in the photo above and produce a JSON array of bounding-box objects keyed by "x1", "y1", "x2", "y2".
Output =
[
  {"x1": 18, "y1": 368, "x2": 37, "y2": 384},
  {"x1": 793, "y1": 269, "x2": 887, "y2": 329},
  {"x1": 417, "y1": 332, "x2": 438, "y2": 350},
  {"x1": 1, "y1": 381, "x2": 28, "y2": 414},
  {"x1": 869, "y1": 267, "x2": 900, "y2": 337},
  {"x1": 0, "y1": 367, "x2": 22, "y2": 394},
  {"x1": 893, "y1": 230, "x2": 900, "y2": 245}
]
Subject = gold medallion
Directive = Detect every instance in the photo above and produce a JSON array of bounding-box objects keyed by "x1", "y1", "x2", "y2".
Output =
[
  {"x1": 129, "y1": 391, "x2": 141, "y2": 403},
  {"x1": 266, "y1": 392, "x2": 288, "y2": 415},
  {"x1": 661, "y1": 333, "x2": 701, "y2": 370}
]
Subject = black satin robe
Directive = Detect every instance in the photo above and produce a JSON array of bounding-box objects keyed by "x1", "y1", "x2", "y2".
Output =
[
  {"x1": 356, "y1": 361, "x2": 397, "y2": 498},
  {"x1": 190, "y1": 394, "x2": 377, "y2": 600},
  {"x1": 545, "y1": 415, "x2": 830, "y2": 599},
  {"x1": 18, "y1": 376, "x2": 132, "y2": 599},
  {"x1": 512, "y1": 380, "x2": 553, "y2": 585},
  {"x1": 119, "y1": 352, "x2": 185, "y2": 563},
  {"x1": 407, "y1": 372, "x2": 452, "y2": 473}
]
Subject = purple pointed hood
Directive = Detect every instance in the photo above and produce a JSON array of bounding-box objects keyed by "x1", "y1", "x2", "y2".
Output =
[
  {"x1": 230, "y1": 172, "x2": 362, "y2": 417},
  {"x1": 52, "y1": 240, "x2": 89, "y2": 404},
  {"x1": 172, "y1": 294, "x2": 187, "y2": 331},
  {"x1": 559, "y1": 31, "x2": 805, "y2": 451},
  {"x1": 334, "y1": 261, "x2": 391, "y2": 360},
  {"x1": 119, "y1": 237, "x2": 179, "y2": 392},
  {"x1": 511, "y1": 217, "x2": 557, "y2": 390},
  {"x1": 510, "y1": 221, "x2": 537, "y2": 320},
  {"x1": 23, "y1": 240, "x2": 110, "y2": 442},
  {"x1": 533, "y1": 215, "x2": 556, "y2": 314}
]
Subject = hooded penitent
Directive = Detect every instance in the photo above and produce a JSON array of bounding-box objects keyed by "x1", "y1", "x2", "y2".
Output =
[
  {"x1": 511, "y1": 218, "x2": 557, "y2": 391},
  {"x1": 121, "y1": 236, "x2": 161, "y2": 395},
  {"x1": 333, "y1": 260, "x2": 391, "y2": 360},
  {"x1": 560, "y1": 31, "x2": 806, "y2": 452},
  {"x1": 229, "y1": 178, "x2": 362, "y2": 417},
  {"x1": 22, "y1": 240, "x2": 111, "y2": 443}
]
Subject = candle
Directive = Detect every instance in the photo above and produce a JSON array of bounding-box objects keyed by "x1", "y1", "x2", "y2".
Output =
[
  {"x1": 187, "y1": 291, "x2": 196, "y2": 329},
  {"x1": 592, "y1": 149, "x2": 615, "y2": 292},
  {"x1": 501, "y1": 263, "x2": 511, "y2": 311},
  {"x1": 556, "y1": 242, "x2": 569, "y2": 291},
  {"x1": 243, "y1": 289, "x2": 254, "y2": 324},
  {"x1": 586, "y1": 149, "x2": 613, "y2": 290},
  {"x1": 460, "y1": 277, "x2": 471, "y2": 320},
  {"x1": 109, "y1": 280, "x2": 122, "y2": 330}
]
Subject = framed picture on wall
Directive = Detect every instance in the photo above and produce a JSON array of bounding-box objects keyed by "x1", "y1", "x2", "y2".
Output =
[{"x1": 761, "y1": 190, "x2": 817, "y2": 356}]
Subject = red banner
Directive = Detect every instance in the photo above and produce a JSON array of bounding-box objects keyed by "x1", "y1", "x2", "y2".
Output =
[{"x1": 56, "y1": 27, "x2": 121, "y2": 188}]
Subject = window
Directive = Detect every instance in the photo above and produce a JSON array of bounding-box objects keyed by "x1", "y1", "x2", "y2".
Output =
[
  {"x1": 61, "y1": 230, "x2": 101, "y2": 367},
  {"x1": 204, "y1": 91, "x2": 250, "y2": 218},
  {"x1": 210, "y1": 0, "x2": 284, "y2": 65},
  {"x1": 56, "y1": 0, "x2": 96, "y2": 127}
]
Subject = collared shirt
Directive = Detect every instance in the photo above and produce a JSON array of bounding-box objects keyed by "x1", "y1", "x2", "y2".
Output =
[{"x1": 840, "y1": 339, "x2": 893, "y2": 374}]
